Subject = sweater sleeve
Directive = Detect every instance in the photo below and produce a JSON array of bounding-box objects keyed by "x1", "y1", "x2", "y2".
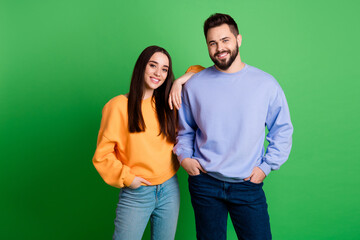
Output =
[
  {"x1": 185, "y1": 65, "x2": 205, "y2": 74},
  {"x1": 173, "y1": 86, "x2": 198, "y2": 163},
  {"x1": 92, "y1": 100, "x2": 136, "y2": 188},
  {"x1": 259, "y1": 85, "x2": 293, "y2": 176}
]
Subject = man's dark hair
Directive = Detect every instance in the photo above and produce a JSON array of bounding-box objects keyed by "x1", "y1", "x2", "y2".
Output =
[
  {"x1": 128, "y1": 45, "x2": 177, "y2": 143},
  {"x1": 204, "y1": 13, "x2": 239, "y2": 38}
]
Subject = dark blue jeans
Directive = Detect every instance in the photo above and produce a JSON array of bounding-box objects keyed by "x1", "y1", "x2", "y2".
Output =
[{"x1": 188, "y1": 172, "x2": 271, "y2": 240}]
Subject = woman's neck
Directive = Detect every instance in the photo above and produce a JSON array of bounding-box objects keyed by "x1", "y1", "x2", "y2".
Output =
[{"x1": 143, "y1": 89, "x2": 154, "y2": 100}]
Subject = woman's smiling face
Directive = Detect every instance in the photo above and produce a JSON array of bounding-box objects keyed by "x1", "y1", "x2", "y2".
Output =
[{"x1": 143, "y1": 52, "x2": 169, "y2": 94}]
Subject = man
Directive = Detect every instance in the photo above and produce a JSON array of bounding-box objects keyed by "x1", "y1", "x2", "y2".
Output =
[{"x1": 173, "y1": 13, "x2": 293, "y2": 240}]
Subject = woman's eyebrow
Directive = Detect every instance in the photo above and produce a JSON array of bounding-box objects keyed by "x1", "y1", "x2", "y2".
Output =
[{"x1": 149, "y1": 60, "x2": 168, "y2": 68}]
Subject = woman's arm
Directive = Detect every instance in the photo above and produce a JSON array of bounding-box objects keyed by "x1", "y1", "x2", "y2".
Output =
[
  {"x1": 169, "y1": 65, "x2": 205, "y2": 110},
  {"x1": 169, "y1": 72, "x2": 195, "y2": 110},
  {"x1": 93, "y1": 99, "x2": 152, "y2": 188}
]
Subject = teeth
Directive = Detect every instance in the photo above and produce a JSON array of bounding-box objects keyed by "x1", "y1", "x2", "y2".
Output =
[
  {"x1": 218, "y1": 52, "x2": 228, "y2": 58},
  {"x1": 151, "y1": 77, "x2": 159, "y2": 82}
]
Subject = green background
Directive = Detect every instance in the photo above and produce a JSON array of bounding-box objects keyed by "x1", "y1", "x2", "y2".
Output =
[{"x1": 1, "y1": 0, "x2": 359, "y2": 239}]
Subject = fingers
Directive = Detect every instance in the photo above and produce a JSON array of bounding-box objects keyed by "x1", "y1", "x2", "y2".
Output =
[
  {"x1": 170, "y1": 92, "x2": 180, "y2": 110},
  {"x1": 129, "y1": 177, "x2": 140, "y2": 189},
  {"x1": 188, "y1": 169, "x2": 200, "y2": 176},
  {"x1": 169, "y1": 93, "x2": 181, "y2": 110},
  {"x1": 182, "y1": 158, "x2": 201, "y2": 175},
  {"x1": 251, "y1": 170, "x2": 265, "y2": 183},
  {"x1": 244, "y1": 171, "x2": 254, "y2": 181},
  {"x1": 244, "y1": 168, "x2": 266, "y2": 183},
  {"x1": 168, "y1": 96, "x2": 173, "y2": 110},
  {"x1": 173, "y1": 95, "x2": 179, "y2": 110},
  {"x1": 193, "y1": 160, "x2": 206, "y2": 174},
  {"x1": 139, "y1": 177, "x2": 152, "y2": 186},
  {"x1": 198, "y1": 164, "x2": 207, "y2": 173},
  {"x1": 175, "y1": 92, "x2": 182, "y2": 110},
  {"x1": 129, "y1": 177, "x2": 152, "y2": 189},
  {"x1": 186, "y1": 161, "x2": 200, "y2": 176},
  {"x1": 169, "y1": 81, "x2": 182, "y2": 110}
]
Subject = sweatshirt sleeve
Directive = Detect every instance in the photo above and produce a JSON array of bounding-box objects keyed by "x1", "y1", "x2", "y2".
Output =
[
  {"x1": 92, "y1": 100, "x2": 135, "y2": 188},
  {"x1": 259, "y1": 85, "x2": 293, "y2": 176},
  {"x1": 173, "y1": 86, "x2": 198, "y2": 163},
  {"x1": 185, "y1": 65, "x2": 205, "y2": 74}
]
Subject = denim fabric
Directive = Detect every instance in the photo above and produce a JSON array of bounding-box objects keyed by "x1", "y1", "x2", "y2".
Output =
[
  {"x1": 113, "y1": 175, "x2": 180, "y2": 240},
  {"x1": 188, "y1": 172, "x2": 271, "y2": 240}
]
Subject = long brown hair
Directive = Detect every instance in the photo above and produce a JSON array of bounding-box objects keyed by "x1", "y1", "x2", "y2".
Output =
[{"x1": 127, "y1": 46, "x2": 177, "y2": 143}]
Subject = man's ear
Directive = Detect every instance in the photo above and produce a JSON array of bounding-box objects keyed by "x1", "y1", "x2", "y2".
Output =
[{"x1": 237, "y1": 34, "x2": 242, "y2": 47}]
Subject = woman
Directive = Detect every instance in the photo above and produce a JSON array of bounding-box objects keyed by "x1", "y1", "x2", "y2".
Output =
[{"x1": 93, "y1": 45, "x2": 202, "y2": 240}]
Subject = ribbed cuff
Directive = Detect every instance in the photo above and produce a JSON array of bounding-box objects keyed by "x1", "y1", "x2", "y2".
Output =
[
  {"x1": 123, "y1": 174, "x2": 136, "y2": 187},
  {"x1": 258, "y1": 162, "x2": 271, "y2": 176},
  {"x1": 178, "y1": 152, "x2": 193, "y2": 164}
]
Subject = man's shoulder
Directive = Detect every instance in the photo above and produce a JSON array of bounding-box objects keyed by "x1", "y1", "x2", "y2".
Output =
[
  {"x1": 247, "y1": 65, "x2": 274, "y2": 79},
  {"x1": 246, "y1": 64, "x2": 280, "y2": 88},
  {"x1": 184, "y1": 66, "x2": 214, "y2": 88},
  {"x1": 192, "y1": 66, "x2": 214, "y2": 78}
]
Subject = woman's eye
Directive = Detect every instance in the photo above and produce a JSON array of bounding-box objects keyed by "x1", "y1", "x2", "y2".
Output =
[
  {"x1": 150, "y1": 64, "x2": 156, "y2": 68},
  {"x1": 162, "y1": 69, "x2": 168, "y2": 73}
]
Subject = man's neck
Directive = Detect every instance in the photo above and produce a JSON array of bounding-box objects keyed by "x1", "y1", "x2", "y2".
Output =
[{"x1": 215, "y1": 55, "x2": 244, "y2": 74}]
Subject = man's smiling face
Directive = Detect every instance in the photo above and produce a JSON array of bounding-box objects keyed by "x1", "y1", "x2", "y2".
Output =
[{"x1": 206, "y1": 24, "x2": 241, "y2": 70}]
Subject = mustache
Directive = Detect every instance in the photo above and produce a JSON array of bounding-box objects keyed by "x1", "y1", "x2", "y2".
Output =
[{"x1": 215, "y1": 50, "x2": 230, "y2": 57}]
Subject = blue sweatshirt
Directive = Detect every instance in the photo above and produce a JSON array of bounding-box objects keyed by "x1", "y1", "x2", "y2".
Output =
[{"x1": 173, "y1": 64, "x2": 293, "y2": 182}]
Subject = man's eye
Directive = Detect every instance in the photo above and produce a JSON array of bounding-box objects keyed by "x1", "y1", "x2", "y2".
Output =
[{"x1": 209, "y1": 42, "x2": 216, "y2": 46}]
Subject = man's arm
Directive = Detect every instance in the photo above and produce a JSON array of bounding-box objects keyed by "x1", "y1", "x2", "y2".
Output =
[
  {"x1": 173, "y1": 86, "x2": 205, "y2": 175},
  {"x1": 259, "y1": 86, "x2": 294, "y2": 176}
]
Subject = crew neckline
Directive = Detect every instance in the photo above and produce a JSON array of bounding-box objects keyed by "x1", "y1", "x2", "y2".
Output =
[
  {"x1": 120, "y1": 94, "x2": 153, "y2": 102},
  {"x1": 210, "y1": 63, "x2": 249, "y2": 76}
]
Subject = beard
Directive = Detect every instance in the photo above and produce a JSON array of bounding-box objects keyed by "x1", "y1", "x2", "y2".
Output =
[{"x1": 210, "y1": 43, "x2": 239, "y2": 70}]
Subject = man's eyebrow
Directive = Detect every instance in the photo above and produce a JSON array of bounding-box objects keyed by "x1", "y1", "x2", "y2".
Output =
[
  {"x1": 208, "y1": 37, "x2": 230, "y2": 44},
  {"x1": 149, "y1": 60, "x2": 169, "y2": 68}
]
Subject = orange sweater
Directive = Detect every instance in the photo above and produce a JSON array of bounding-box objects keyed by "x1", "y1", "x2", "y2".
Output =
[{"x1": 93, "y1": 95, "x2": 179, "y2": 188}]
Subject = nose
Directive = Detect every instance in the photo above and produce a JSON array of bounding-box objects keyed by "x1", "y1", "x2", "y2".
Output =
[
  {"x1": 154, "y1": 68, "x2": 161, "y2": 77},
  {"x1": 217, "y1": 42, "x2": 224, "y2": 52}
]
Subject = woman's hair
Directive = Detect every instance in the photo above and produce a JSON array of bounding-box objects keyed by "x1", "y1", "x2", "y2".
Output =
[{"x1": 127, "y1": 45, "x2": 177, "y2": 143}]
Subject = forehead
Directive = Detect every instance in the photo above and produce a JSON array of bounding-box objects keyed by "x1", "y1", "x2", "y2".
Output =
[
  {"x1": 149, "y1": 52, "x2": 169, "y2": 66},
  {"x1": 206, "y1": 24, "x2": 234, "y2": 41}
]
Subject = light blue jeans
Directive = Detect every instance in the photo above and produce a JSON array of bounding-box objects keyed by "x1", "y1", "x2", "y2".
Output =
[{"x1": 113, "y1": 174, "x2": 180, "y2": 240}]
